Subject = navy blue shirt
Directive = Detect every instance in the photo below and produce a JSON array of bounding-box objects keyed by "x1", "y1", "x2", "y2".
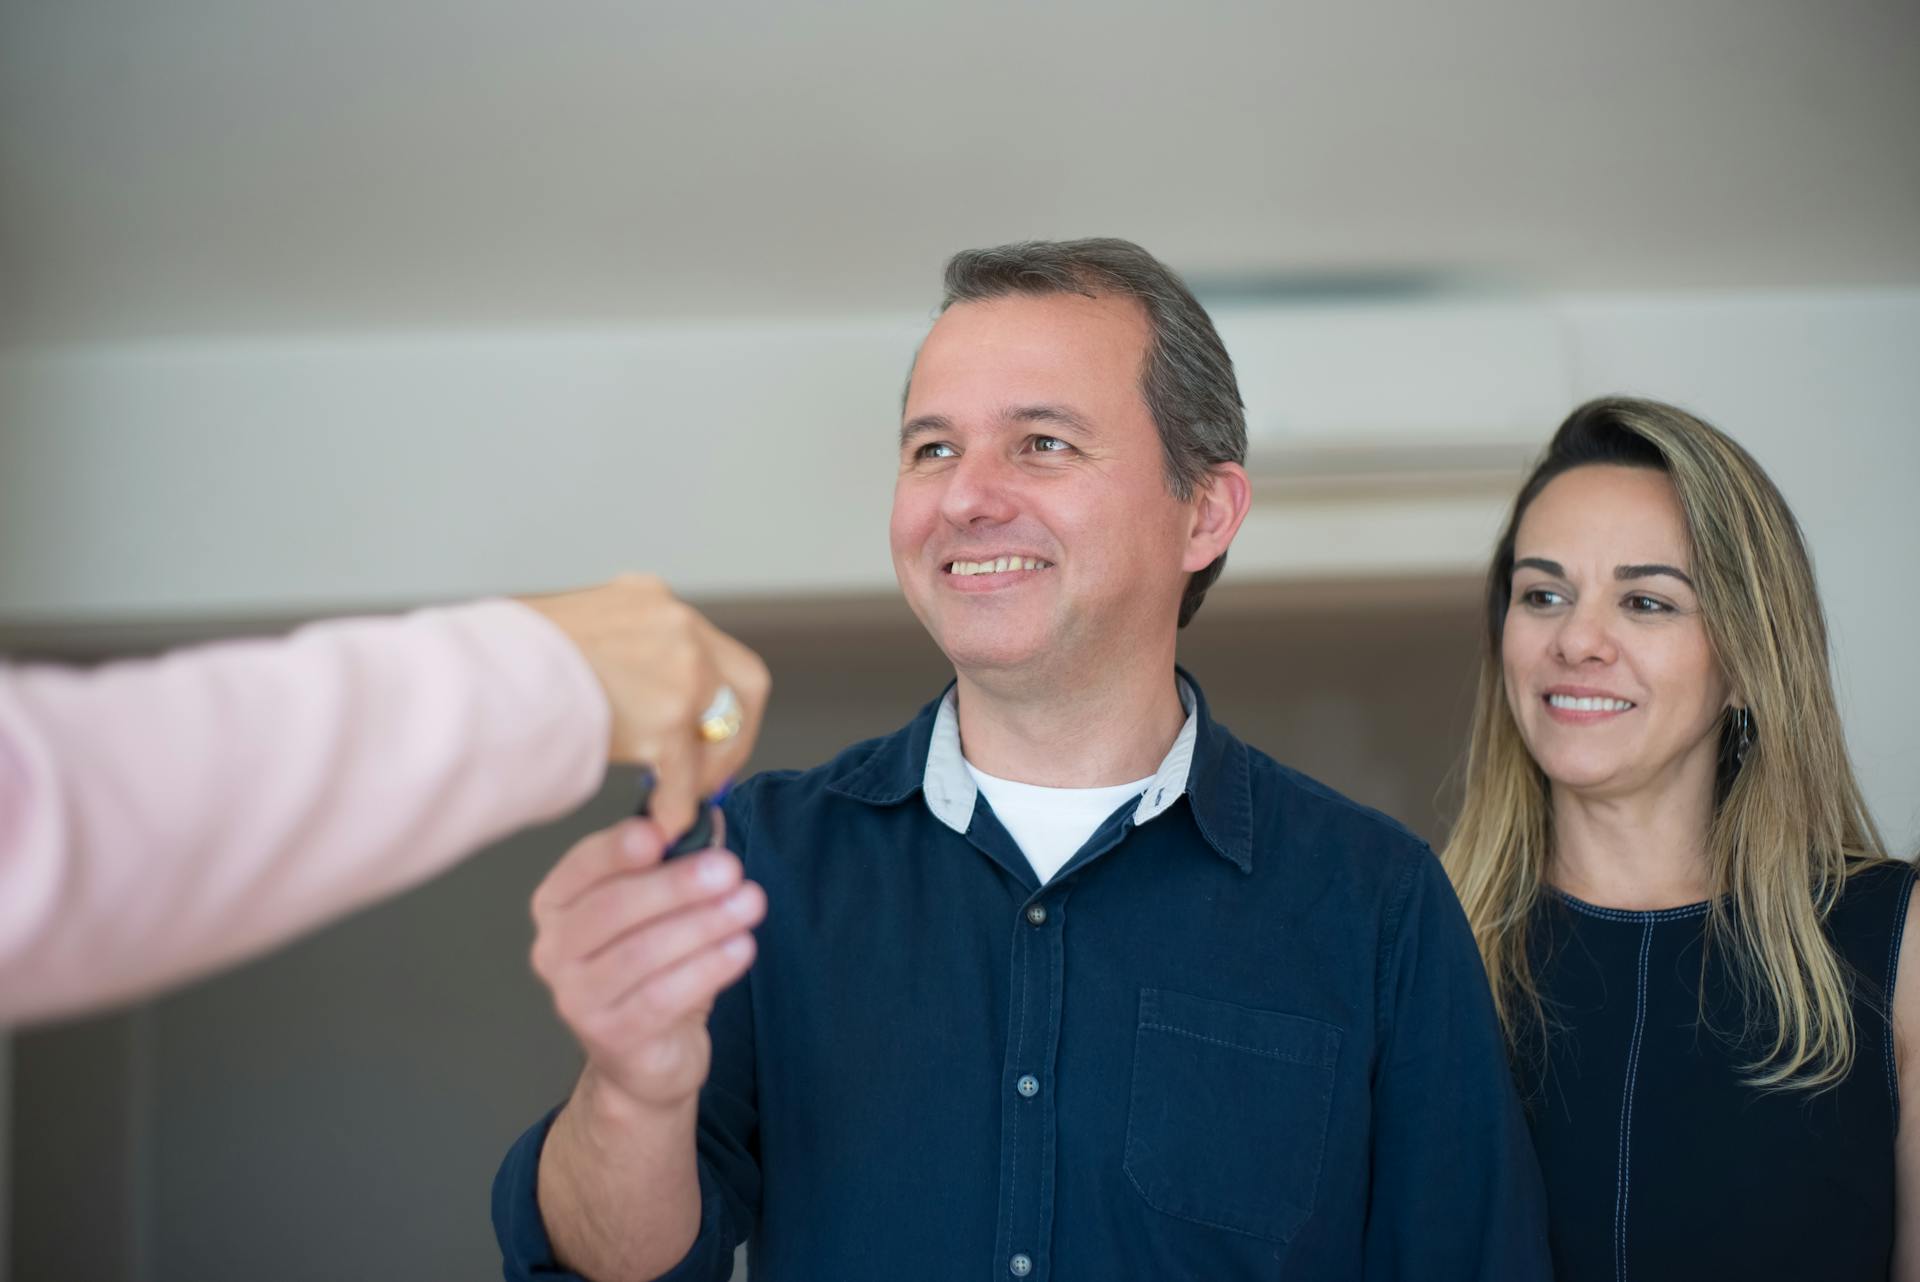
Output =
[{"x1": 495, "y1": 676, "x2": 1549, "y2": 1280}]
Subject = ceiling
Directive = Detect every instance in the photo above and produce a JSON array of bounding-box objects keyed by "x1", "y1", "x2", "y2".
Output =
[{"x1": 3, "y1": 0, "x2": 1916, "y2": 345}]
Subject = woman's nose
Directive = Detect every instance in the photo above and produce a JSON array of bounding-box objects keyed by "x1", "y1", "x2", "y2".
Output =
[{"x1": 1551, "y1": 601, "x2": 1618, "y2": 667}]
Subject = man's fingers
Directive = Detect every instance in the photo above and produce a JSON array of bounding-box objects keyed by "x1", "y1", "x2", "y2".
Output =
[
  {"x1": 606, "y1": 929, "x2": 758, "y2": 1032},
  {"x1": 536, "y1": 849, "x2": 743, "y2": 967},
  {"x1": 531, "y1": 820, "x2": 666, "y2": 918},
  {"x1": 566, "y1": 881, "x2": 766, "y2": 1013},
  {"x1": 556, "y1": 931, "x2": 755, "y2": 1075}
]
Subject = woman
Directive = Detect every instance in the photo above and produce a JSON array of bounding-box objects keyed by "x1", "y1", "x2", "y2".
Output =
[{"x1": 1442, "y1": 397, "x2": 1918, "y2": 1280}]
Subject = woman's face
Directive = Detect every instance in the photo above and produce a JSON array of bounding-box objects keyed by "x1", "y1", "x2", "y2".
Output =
[{"x1": 1502, "y1": 464, "x2": 1733, "y2": 805}]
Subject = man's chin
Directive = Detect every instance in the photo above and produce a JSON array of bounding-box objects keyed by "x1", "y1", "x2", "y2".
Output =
[{"x1": 930, "y1": 627, "x2": 1056, "y2": 681}]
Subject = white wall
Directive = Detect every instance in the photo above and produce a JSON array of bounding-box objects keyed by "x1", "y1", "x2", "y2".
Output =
[
  {"x1": 3, "y1": 291, "x2": 1915, "y2": 846},
  {"x1": 0, "y1": 310, "x2": 1533, "y2": 621},
  {"x1": 0, "y1": 321, "x2": 923, "y2": 619}
]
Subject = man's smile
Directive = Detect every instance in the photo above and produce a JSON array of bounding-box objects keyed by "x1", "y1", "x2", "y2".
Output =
[{"x1": 944, "y1": 556, "x2": 1055, "y2": 577}]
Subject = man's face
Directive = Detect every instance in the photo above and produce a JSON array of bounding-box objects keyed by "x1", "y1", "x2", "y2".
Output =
[{"x1": 890, "y1": 291, "x2": 1201, "y2": 684}]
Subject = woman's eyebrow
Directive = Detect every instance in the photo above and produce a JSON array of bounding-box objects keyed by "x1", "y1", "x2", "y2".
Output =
[{"x1": 1616, "y1": 563, "x2": 1695, "y2": 588}]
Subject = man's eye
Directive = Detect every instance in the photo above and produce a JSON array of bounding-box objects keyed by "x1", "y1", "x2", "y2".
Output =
[
  {"x1": 915, "y1": 442, "x2": 957, "y2": 460},
  {"x1": 1030, "y1": 435, "x2": 1072, "y2": 453}
]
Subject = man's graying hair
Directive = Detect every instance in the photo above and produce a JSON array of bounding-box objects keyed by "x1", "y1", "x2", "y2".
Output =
[{"x1": 938, "y1": 238, "x2": 1247, "y2": 627}]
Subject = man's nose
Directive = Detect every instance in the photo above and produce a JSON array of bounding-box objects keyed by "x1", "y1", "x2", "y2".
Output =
[
  {"x1": 940, "y1": 450, "x2": 1020, "y2": 527},
  {"x1": 1550, "y1": 599, "x2": 1618, "y2": 667}
]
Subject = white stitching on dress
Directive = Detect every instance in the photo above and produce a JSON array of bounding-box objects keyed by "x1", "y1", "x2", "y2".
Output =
[
  {"x1": 1885, "y1": 866, "x2": 1917, "y2": 1122},
  {"x1": 1552, "y1": 888, "x2": 1711, "y2": 924},
  {"x1": 1615, "y1": 921, "x2": 1654, "y2": 1282}
]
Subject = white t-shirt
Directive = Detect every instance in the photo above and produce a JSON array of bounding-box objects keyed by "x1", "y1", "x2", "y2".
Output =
[{"x1": 963, "y1": 761, "x2": 1154, "y2": 884}]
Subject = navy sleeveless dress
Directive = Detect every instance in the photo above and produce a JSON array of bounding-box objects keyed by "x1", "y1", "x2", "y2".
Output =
[{"x1": 1517, "y1": 859, "x2": 1915, "y2": 1282}]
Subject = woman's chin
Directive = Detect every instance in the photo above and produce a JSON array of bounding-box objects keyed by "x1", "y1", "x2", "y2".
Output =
[{"x1": 1535, "y1": 755, "x2": 1638, "y2": 799}]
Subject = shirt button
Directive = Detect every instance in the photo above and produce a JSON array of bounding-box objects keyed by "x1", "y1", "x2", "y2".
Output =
[
  {"x1": 1009, "y1": 1254, "x2": 1033, "y2": 1277},
  {"x1": 1025, "y1": 904, "x2": 1048, "y2": 927},
  {"x1": 1016, "y1": 1074, "x2": 1039, "y2": 1098}
]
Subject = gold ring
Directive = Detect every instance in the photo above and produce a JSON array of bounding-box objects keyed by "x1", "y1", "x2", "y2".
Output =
[{"x1": 698, "y1": 685, "x2": 744, "y2": 743}]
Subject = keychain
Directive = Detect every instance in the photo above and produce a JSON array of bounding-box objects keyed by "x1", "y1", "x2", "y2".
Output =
[{"x1": 632, "y1": 770, "x2": 726, "y2": 856}]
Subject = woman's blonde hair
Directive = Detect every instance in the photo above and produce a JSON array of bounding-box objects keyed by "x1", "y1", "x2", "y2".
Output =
[{"x1": 1442, "y1": 396, "x2": 1887, "y2": 1090}]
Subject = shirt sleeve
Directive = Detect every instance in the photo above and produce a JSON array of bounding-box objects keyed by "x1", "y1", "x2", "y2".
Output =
[
  {"x1": 491, "y1": 1108, "x2": 744, "y2": 1282},
  {"x1": 493, "y1": 783, "x2": 763, "y2": 1282},
  {"x1": 1363, "y1": 848, "x2": 1554, "y2": 1281},
  {"x1": 0, "y1": 598, "x2": 609, "y2": 1025}
]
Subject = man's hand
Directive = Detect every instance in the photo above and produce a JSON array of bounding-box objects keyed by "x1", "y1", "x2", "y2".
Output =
[
  {"x1": 529, "y1": 818, "x2": 764, "y2": 1277},
  {"x1": 520, "y1": 574, "x2": 771, "y2": 842},
  {"x1": 531, "y1": 817, "x2": 766, "y2": 1113}
]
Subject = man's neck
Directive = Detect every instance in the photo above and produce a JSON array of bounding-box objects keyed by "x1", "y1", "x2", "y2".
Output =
[{"x1": 951, "y1": 653, "x2": 1187, "y2": 788}]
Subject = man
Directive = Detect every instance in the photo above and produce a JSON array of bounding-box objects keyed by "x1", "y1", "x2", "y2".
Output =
[{"x1": 495, "y1": 239, "x2": 1549, "y2": 1280}]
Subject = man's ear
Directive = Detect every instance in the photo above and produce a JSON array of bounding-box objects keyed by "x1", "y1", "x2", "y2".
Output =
[{"x1": 1182, "y1": 462, "x2": 1252, "y2": 573}]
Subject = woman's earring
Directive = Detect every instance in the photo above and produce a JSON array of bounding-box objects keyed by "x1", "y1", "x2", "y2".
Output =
[{"x1": 1734, "y1": 706, "x2": 1755, "y2": 767}]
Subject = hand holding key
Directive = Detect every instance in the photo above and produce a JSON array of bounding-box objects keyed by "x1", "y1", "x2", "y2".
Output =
[
  {"x1": 520, "y1": 574, "x2": 769, "y2": 843},
  {"x1": 530, "y1": 816, "x2": 766, "y2": 1113}
]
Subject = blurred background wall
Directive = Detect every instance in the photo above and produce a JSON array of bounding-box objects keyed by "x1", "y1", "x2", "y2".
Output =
[{"x1": 2, "y1": 0, "x2": 1916, "y2": 1277}]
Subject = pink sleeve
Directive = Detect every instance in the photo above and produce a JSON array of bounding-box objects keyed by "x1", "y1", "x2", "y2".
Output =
[{"x1": 0, "y1": 598, "x2": 610, "y2": 1024}]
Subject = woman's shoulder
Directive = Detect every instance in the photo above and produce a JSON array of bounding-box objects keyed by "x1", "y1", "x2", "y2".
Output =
[
  {"x1": 1827, "y1": 856, "x2": 1919, "y2": 969},
  {"x1": 1835, "y1": 856, "x2": 1917, "y2": 911}
]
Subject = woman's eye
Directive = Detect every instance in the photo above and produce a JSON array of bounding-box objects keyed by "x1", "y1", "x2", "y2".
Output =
[
  {"x1": 1518, "y1": 587, "x2": 1567, "y2": 608},
  {"x1": 1624, "y1": 593, "x2": 1672, "y2": 614}
]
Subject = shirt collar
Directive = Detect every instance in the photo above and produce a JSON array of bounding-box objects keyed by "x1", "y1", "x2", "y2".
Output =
[{"x1": 826, "y1": 667, "x2": 1252, "y2": 873}]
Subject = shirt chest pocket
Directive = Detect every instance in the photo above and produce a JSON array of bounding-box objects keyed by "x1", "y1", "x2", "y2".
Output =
[{"x1": 1123, "y1": 988, "x2": 1341, "y2": 1245}]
